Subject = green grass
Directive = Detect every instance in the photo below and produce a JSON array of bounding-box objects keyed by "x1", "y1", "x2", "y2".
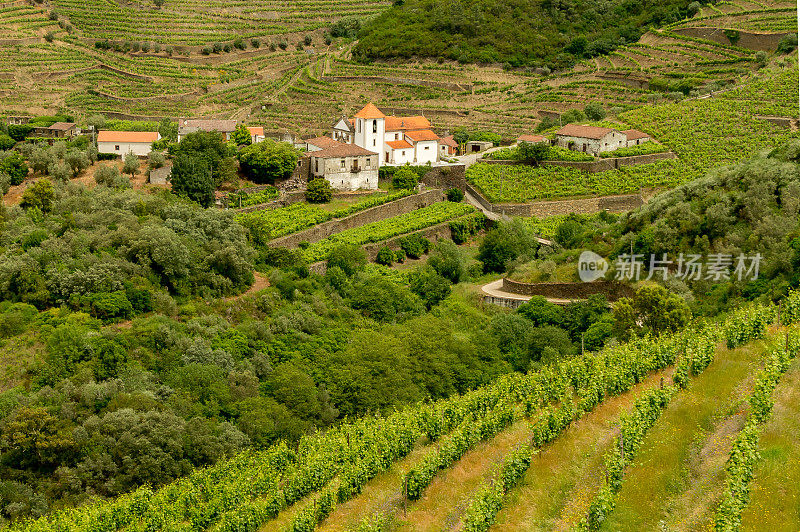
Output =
[
  {"x1": 739, "y1": 359, "x2": 800, "y2": 531},
  {"x1": 598, "y1": 340, "x2": 766, "y2": 530}
]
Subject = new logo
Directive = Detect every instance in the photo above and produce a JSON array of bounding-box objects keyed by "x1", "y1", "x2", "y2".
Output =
[{"x1": 578, "y1": 251, "x2": 609, "y2": 282}]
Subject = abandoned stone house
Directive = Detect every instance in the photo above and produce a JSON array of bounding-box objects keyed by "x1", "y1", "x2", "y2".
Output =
[
  {"x1": 177, "y1": 119, "x2": 238, "y2": 142},
  {"x1": 621, "y1": 129, "x2": 651, "y2": 147},
  {"x1": 308, "y1": 143, "x2": 379, "y2": 191},
  {"x1": 554, "y1": 124, "x2": 627, "y2": 155}
]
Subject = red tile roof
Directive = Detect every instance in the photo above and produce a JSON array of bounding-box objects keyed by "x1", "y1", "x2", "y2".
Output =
[
  {"x1": 247, "y1": 127, "x2": 264, "y2": 136},
  {"x1": 306, "y1": 136, "x2": 342, "y2": 149},
  {"x1": 404, "y1": 129, "x2": 440, "y2": 142},
  {"x1": 49, "y1": 122, "x2": 75, "y2": 130},
  {"x1": 439, "y1": 135, "x2": 458, "y2": 148},
  {"x1": 387, "y1": 140, "x2": 413, "y2": 149},
  {"x1": 385, "y1": 115, "x2": 430, "y2": 131},
  {"x1": 310, "y1": 144, "x2": 378, "y2": 158},
  {"x1": 622, "y1": 129, "x2": 650, "y2": 141},
  {"x1": 354, "y1": 103, "x2": 386, "y2": 119},
  {"x1": 555, "y1": 124, "x2": 617, "y2": 140},
  {"x1": 97, "y1": 130, "x2": 159, "y2": 143},
  {"x1": 517, "y1": 134, "x2": 547, "y2": 143}
]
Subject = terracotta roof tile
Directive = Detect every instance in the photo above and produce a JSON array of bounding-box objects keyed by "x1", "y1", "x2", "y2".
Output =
[
  {"x1": 621, "y1": 129, "x2": 650, "y2": 140},
  {"x1": 555, "y1": 124, "x2": 617, "y2": 140},
  {"x1": 180, "y1": 119, "x2": 237, "y2": 132},
  {"x1": 97, "y1": 130, "x2": 160, "y2": 143},
  {"x1": 247, "y1": 127, "x2": 264, "y2": 136},
  {"x1": 404, "y1": 129, "x2": 440, "y2": 142},
  {"x1": 354, "y1": 103, "x2": 386, "y2": 119},
  {"x1": 517, "y1": 134, "x2": 547, "y2": 143},
  {"x1": 49, "y1": 122, "x2": 75, "y2": 130},
  {"x1": 310, "y1": 144, "x2": 378, "y2": 158},
  {"x1": 439, "y1": 135, "x2": 458, "y2": 147},
  {"x1": 385, "y1": 115, "x2": 430, "y2": 131},
  {"x1": 306, "y1": 136, "x2": 343, "y2": 149},
  {"x1": 387, "y1": 140, "x2": 413, "y2": 149}
]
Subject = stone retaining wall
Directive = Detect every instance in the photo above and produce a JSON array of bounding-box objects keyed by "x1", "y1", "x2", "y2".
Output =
[
  {"x1": 465, "y1": 183, "x2": 644, "y2": 217},
  {"x1": 421, "y1": 164, "x2": 467, "y2": 191},
  {"x1": 268, "y1": 189, "x2": 444, "y2": 248},
  {"x1": 482, "y1": 151, "x2": 676, "y2": 173},
  {"x1": 322, "y1": 75, "x2": 472, "y2": 92},
  {"x1": 673, "y1": 27, "x2": 792, "y2": 51},
  {"x1": 501, "y1": 279, "x2": 635, "y2": 301}
]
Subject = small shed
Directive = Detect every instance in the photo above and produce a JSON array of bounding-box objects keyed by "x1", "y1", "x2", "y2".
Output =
[{"x1": 465, "y1": 140, "x2": 494, "y2": 153}]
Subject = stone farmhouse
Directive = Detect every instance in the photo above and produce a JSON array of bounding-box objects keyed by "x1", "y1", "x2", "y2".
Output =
[
  {"x1": 621, "y1": 129, "x2": 651, "y2": 147},
  {"x1": 555, "y1": 124, "x2": 627, "y2": 155},
  {"x1": 517, "y1": 134, "x2": 548, "y2": 144},
  {"x1": 33, "y1": 122, "x2": 77, "y2": 140},
  {"x1": 97, "y1": 130, "x2": 160, "y2": 157},
  {"x1": 178, "y1": 119, "x2": 238, "y2": 142},
  {"x1": 335, "y1": 103, "x2": 442, "y2": 166},
  {"x1": 247, "y1": 127, "x2": 265, "y2": 144},
  {"x1": 439, "y1": 135, "x2": 458, "y2": 157},
  {"x1": 308, "y1": 143, "x2": 379, "y2": 191}
]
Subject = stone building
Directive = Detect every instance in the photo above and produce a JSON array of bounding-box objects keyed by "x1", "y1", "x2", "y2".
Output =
[
  {"x1": 98, "y1": 130, "x2": 160, "y2": 157},
  {"x1": 554, "y1": 124, "x2": 627, "y2": 155},
  {"x1": 308, "y1": 143, "x2": 379, "y2": 191},
  {"x1": 622, "y1": 129, "x2": 651, "y2": 147}
]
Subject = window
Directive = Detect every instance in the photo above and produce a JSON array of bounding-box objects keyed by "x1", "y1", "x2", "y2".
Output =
[
  {"x1": 115, "y1": 145, "x2": 120, "y2": 151},
  {"x1": 424, "y1": 146, "x2": 429, "y2": 150},
  {"x1": 366, "y1": 158, "x2": 371, "y2": 169},
  {"x1": 373, "y1": 139, "x2": 376, "y2": 146},
  {"x1": 395, "y1": 133, "x2": 399, "y2": 140},
  {"x1": 402, "y1": 151, "x2": 405, "y2": 156},
  {"x1": 315, "y1": 159, "x2": 319, "y2": 173},
  {"x1": 373, "y1": 120, "x2": 377, "y2": 133},
  {"x1": 341, "y1": 159, "x2": 345, "y2": 168}
]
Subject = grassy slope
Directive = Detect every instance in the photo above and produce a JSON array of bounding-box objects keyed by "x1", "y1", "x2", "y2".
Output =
[
  {"x1": 490, "y1": 371, "x2": 672, "y2": 531},
  {"x1": 598, "y1": 340, "x2": 766, "y2": 531},
  {"x1": 739, "y1": 359, "x2": 800, "y2": 531}
]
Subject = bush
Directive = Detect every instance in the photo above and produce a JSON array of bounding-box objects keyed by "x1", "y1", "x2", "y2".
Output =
[
  {"x1": 0, "y1": 152, "x2": 28, "y2": 185},
  {"x1": 305, "y1": 178, "x2": 332, "y2": 203},
  {"x1": 327, "y1": 243, "x2": 366, "y2": 275},
  {"x1": 251, "y1": 38, "x2": 260, "y2": 48},
  {"x1": 148, "y1": 150, "x2": 165, "y2": 169},
  {"x1": 445, "y1": 188, "x2": 464, "y2": 202},
  {"x1": 392, "y1": 167, "x2": 419, "y2": 190},
  {"x1": 94, "y1": 164, "x2": 120, "y2": 186},
  {"x1": 20, "y1": 179, "x2": 55, "y2": 212},
  {"x1": 88, "y1": 291, "x2": 134, "y2": 321},
  {"x1": 238, "y1": 140, "x2": 301, "y2": 184},
  {"x1": 0, "y1": 134, "x2": 15, "y2": 150},
  {"x1": 584, "y1": 102, "x2": 606, "y2": 121},
  {"x1": 122, "y1": 152, "x2": 139, "y2": 176},
  {"x1": 687, "y1": 1, "x2": 701, "y2": 16},
  {"x1": 777, "y1": 33, "x2": 797, "y2": 54},
  {"x1": 399, "y1": 233, "x2": 431, "y2": 259},
  {"x1": 478, "y1": 220, "x2": 538, "y2": 273},
  {"x1": 409, "y1": 266, "x2": 451, "y2": 309},
  {"x1": 375, "y1": 247, "x2": 395, "y2": 266}
]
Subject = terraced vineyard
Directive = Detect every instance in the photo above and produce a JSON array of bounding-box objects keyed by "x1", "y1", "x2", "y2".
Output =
[
  {"x1": 13, "y1": 292, "x2": 799, "y2": 532},
  {"x1": 1, "y1": 0, "x2": 795, "y2": 135}
]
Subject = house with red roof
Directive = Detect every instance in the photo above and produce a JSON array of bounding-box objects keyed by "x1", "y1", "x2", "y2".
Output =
[
  {"x1": 308, "y1": 142, "x2": 379, "y2": 191},
  {"x1": 336, "y1": 103, "x2": 441, "y2": 165},
  {"x1": 554, "y1": 124, "x2": 627, "y2": 155},
  {"x1": 97, "y1": 130, "x2": 161, "y2": 157}
]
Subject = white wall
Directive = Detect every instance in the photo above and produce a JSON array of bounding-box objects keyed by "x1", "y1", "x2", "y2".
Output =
[
  {"x1": 98, "y1": 141, "x2": 152, "y2": 157},
  {"x1": 355, "y1": 118, "x2": 386, "y2": 164},
  {"x1": 388, "y1": 148, "x2": 413, "y2": 165},
  {"x1": 311, "y1": 154, "x2": 379, "y2": 191},
  {"x1": 556, "y1": 132, "x2": 626, "y2": 155},
  {"x1": 414, "y1": 140, "x2": 439, "y2": 164}
]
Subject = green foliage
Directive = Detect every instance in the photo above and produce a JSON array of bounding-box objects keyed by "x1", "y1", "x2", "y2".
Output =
[
  {"x1": 0, "y1": 152, "x2": 28, "y2": 185},
  {"x1": 478, "y1": 220, "x2": 538, "y2": 273},
  {"x1": 399, "y1": 233, "x2": 431, "y2": 259},
  {"x1": 20, "y1": 180, "x2": 55, "y2": 212},
  {"x1": 391, "y1": 166, "x2": 419, "y2": 190},
  {"x1": 122, "y1": 151, "x2": 139, "y2": 177},
  {"x1": 0, "y1": 135, "x2": 15, "y2": 150},
  {"x1": 171, "y1": 131, "x2": 234, "y2": 186},
  {"x1": 449, "y1": 212, "x2": 486, "y2": 244},
  {"x1": 232, "y1": 124, "x2": 252, "y2": 146},
  {"x1": 613, "y1": 285, "x2": 692, "y2": 341},
  {"x1": 598, "y1": 141, "x2": 668, "y2": 158},
  {"x1": 375, "y1": 247, "x2": 395, "y2": 266},
  {"x1": 305, "y1": 178, "x2": 332, "y2": 204},
  {"x1": 327, "y1": 243, "x2": 367, "y2": 276},
  {"x1": 238, "y1": 140, "x2": 300, "y2": 184},
  {"x1": 409, "y1": 266, "x2": 451, "y2": 309},
  {"x1": 170, "y1": 153, "x2": 215, "y2": 207},
  {"x1": 445, "y1": 188, "x2": 464, "y2": 202},
  {"x1": 517, "y1": 141, "x2": 551, "y2": 164},
  {"x1": 584, "y1": 102, "x2": 606, "y2": 121}
]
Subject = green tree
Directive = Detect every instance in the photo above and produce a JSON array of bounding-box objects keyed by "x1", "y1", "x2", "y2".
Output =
[
  {"x1": 305, "y1": 177, "x2": 332, "y2": 203},
  {"x1": 517, "y1": 295, "x2": 564, "y2": 327},
  {"x1": 122, "y1": 151, "x2": 139, "y2": 177},
  {"x1": 94, "y1": 163, "x2": 120, "y2": 186},
  {"x1": 613, "y1": 284, "x2": 691, "y2": 340},
  {"x1": 375, "y1": 247, "x2": 395, "y2": 266},
  {"x1": 148, "y1": 150, "x2": 165, "y2": 169},
  {"x1": 0, "y1": 152, "x2": 28, "y2": 185},
  {"x1": 158, "y1": 118, "x2": 178, "y2": 142},
  {"x1": 477, "y1": 220, "x2": 538, "y2": 273},
  {"x1": 232, "y1": 124, "x2": 252, "y2": 146},
  {"x1": 0, "y1": 134, "x2": 15, "y2": 150},
  {"x1": 326, "y1": 243, "x2": 366, "y2": 276},
  {"x1": 392, "y1": 166, "x2": 419, "y2": 189},
  {"x1": 87, "y1": 114, "x2": 106, "y2": 131},
  {"x1": 517, "y1": 141, "x2": 550, "y2": 165},
  {"x1": 409, "y1": 266, "x2": 451, "y2": 309},
  {"x1": 64, "y1": 148, "x2": 90, "y2": 177},
  {"x1": 238, "y1": 140, "x2": 300, "y2": 184},
  {"x1": 170, "y1": 153, "x2": 215, "y2": 207},
  {"x1": 584, "y1": 101, "x2": 606, "y2": 121},
  {"x1": 20, "y1": 180, "x2": 55, "y2": 212},
  {"x1": 561, "y1": 109, "x2": 586, "y2": 124}
]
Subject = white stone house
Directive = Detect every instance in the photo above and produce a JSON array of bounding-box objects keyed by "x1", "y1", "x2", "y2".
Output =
[
  {"x1": 309, "y1": 143, "x2": 379, "y2": 191},
  {"x1": 622, "y1": 129, "x2": 651, "y2": 147},
  {"x1": 554, "y1": 124, "x2": 627, "y2": 155},
  {"x1": 404, "y1": 129, "x2": 439, "y2": 164},
  {"x1": 338, "y1": 103, "x2": 440, "y2": 166},
  {"x1": 97, "y1": 131, "x2": 160, "y2": 157},
  {"x1": 386, "y1": 139, "x2": 414, "y2": 165},
  {"x1": 332, "y1": 117, "x2": 355, "y2": 143}
]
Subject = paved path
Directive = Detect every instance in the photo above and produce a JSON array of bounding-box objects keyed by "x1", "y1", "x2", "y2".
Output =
[{"x1": 480, "y1": 278, "x2": 577, "y2": 306}]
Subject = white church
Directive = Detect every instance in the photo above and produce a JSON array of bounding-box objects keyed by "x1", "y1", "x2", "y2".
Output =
[{"x1": 331, "y1": 103, "x2": 441, "y2": 166}]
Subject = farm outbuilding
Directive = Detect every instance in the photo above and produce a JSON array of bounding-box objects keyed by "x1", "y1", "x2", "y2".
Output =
[
  {"x1": 554, "y1": 124, "x2": 626, "y2": 155},
  {"x1": 97, "y1": 131, "x2": 160, "y2": 157},
  {"x1": 466, "y1": 140, "x2": 494, "y2": 153}
]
